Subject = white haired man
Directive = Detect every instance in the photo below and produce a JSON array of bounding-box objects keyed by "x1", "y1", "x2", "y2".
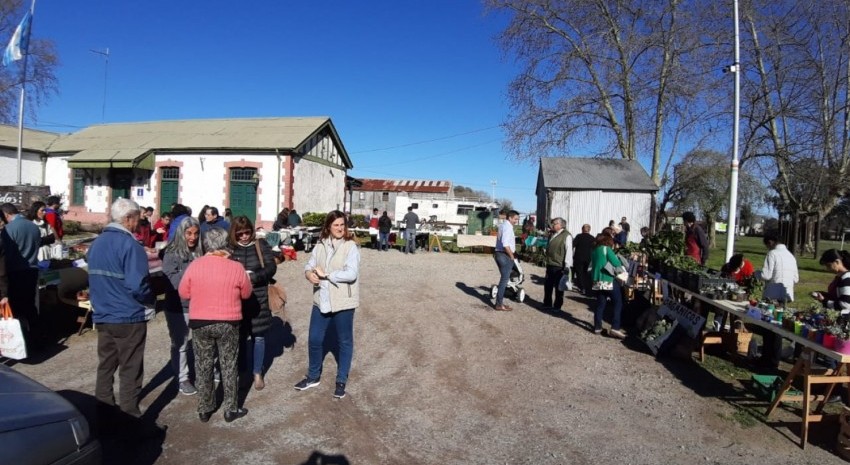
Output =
[
  {"x1": 542, "y1": 217, "x2": 572, "y2": 310},
  {"x1": 88, "y1": 198, "x2": 154, "y2": 419}
]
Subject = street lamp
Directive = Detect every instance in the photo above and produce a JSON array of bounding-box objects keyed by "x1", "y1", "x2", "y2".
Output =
[{"x1": 725, "y1": 0, "x2": 742, "y2": 262}]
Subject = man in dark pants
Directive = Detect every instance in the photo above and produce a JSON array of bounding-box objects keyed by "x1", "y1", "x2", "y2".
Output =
[
  {"x1": 572, "y1": 224, "x2": 595, "y2": 295},
  {"x1": 1, "y1": 203, "x2": 41, "y2": 346},
  {"x1": 88, "y1": 198, "x2": 153, "y2": 419},
  {"x1": 542, "y1": 217, "x2": 572, "y2": 310}
]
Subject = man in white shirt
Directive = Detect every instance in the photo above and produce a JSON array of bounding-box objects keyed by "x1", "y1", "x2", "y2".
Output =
[
  {"x1": 760, "y1": 234, "x2": 799, "y2": 302},
  {"x1": 757, "y1": 233, "x2": 799, "y2": 369},
  {"x1": 493, "y1": 210, "x2": 519, "y2": 311}
]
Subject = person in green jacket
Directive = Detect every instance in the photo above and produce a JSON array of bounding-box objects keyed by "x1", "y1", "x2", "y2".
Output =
[
  {"x1": 542, "y1": 217, "x2": 572, "y2": 310},
  {"x1": 589, "y1": 233, "x2": 626, "y2": 339}
]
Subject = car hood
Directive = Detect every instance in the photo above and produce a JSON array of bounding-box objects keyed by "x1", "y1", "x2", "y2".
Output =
[{"x1": 0, "y1": 365, "x2": 82, "y2": 433}]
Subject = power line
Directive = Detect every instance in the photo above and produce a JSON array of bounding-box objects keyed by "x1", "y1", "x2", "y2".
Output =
[{"x1": 351, "y1": 125, "x2": 501, "y2": 154}]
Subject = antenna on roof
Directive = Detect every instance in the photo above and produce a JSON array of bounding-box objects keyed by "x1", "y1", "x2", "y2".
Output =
[{"x1": 90, "y1": 48, "x2": 109, "y2": 121}]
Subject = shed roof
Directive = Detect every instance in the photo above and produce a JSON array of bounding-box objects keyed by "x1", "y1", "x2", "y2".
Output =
[
  {"x1": 354, "y1": 178, "x2": 452, "y2": 194},
  {"x1": 52, "y1": 117, "x2": 352, "y2": 169},
  {"x1": 539, "y1": 157, "x2": 658, "y2": 192},
  {"x1": 0, "y1": 125, "x2": 61, "y2": 153}
]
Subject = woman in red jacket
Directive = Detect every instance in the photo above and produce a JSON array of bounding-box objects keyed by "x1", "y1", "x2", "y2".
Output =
[{"x1": 179, "y1": 227, "x2": 253, "y2": 423}]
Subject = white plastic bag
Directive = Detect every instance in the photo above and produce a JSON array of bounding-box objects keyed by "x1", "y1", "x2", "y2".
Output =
[
  {"x1": 0, "y1": 303, "x2": 28, "y2": 360},
  {"x1": 558, "y1": 269, "x2": 573, "y2": 292}
]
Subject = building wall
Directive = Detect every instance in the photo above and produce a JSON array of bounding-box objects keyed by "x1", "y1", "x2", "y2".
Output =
[
  {"x1": 0, "y1": 148, "x2": 44, "y2": 186},
  {"x1": 549, "y1": 190, "x2": 652, "y2": 243},
  {"x1": 292, "y1": 157, "x2": 346, "y2": 216},
  {"x1": 351, "y1": 191, "x2": 398, "y2": 218}
]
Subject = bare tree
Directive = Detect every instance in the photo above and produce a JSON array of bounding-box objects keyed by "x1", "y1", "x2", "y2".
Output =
[
  {"x1": 668, "y1": 149, "x2": 765, "y2": 247},
  {"x1": 0, "y1": 1, "x2": 59, "y2": 124},
  {"x1": 739, "y1": 0, "x2": 850, "y2": 253},
  {"x1": 487, "y1": 0, "x2": 727, "y2": 190}
]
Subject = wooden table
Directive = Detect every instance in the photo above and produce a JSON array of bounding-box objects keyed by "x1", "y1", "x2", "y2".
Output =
[{"x1": 661, "y1": 279, "x2": 850, "y2": 449}]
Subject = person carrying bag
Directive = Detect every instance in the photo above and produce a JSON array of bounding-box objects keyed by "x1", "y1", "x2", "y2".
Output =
[
  {"x1": 589, "y1": 234, "x2": 626, "y2": 339},
  {"x1": 0, "y1": 301, "x2": 28, "y2": 360}
]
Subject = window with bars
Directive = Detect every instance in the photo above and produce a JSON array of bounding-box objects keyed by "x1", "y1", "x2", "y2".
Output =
[
  {"x1": 71, "y1": 169, "x2": 85, "y2": 206},
  {"x1": 161, "y1": 167, "x2": 179, "y2": 180},
  {"x1": 230, "y1": 168, "x2": 257, "y2": 181}
]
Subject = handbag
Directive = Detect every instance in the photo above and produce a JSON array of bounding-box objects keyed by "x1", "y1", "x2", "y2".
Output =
[
  {"x1": 592, "y1": 280, "x2": 614, "y2": 291},
  {"x1": 558, "y1": 268, "x2": 573, "y2": 292},
  {"x1": 601, "y1": 247, "x2": 629, "y2": 284},
  {"x1": 255, "y1": 242, "x2": 287, "y2": 314},
  {"x1": 0, "y1": 302, "x2": 28, "y2": 360}
]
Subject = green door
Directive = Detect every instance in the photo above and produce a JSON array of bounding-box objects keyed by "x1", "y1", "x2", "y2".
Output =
[
  {"x1": 111, "y1": 169, "x2": 133, "y2": 200},
  {"x1": 159, "y1": 167, "x2": 179, "y2": 214},
  {"x1": 229, "y1": 168, "x2": 257, "y2": 224}
]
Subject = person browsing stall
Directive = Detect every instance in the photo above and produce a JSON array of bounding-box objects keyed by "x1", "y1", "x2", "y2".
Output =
[
  {"x1": 493, "y1": 210, "x2": 520, "y2": 311},
  {"x1": 721, "y1": 253, "x2": 755, "y2": 285},
  {"x1": 813, "y1": 249, "x2": 850, "y2": 314},
  {"x1": 295, "y1": 210, "x2": 361, "y2": 399}
]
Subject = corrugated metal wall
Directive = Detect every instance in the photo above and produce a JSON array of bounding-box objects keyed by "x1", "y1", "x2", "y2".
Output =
[{"x1": 548, "y1": 190, "x2": 652, "y2": 243}]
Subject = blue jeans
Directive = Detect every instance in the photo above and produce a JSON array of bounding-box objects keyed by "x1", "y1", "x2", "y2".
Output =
[
  {"x1": 405, "y1": 230, "x2": 417, "y2": 253},
  {"x1": 307, "y1": 306, "x2": 355, "y2": 384},
  {"x1": 379, "y1": 232, "x2": 389, "y2": 250},
  {"x1": 165, "y1": 311, "x2": 191, "y2": 383},
  {"x1": 248, "y1": 334, "x2": 266, "y2": 375},
  {"x1": 494, "y1": 251, "x2": 514, "y2": 306},
  {"x1": 594, "y1": 280, "x2": 623, "y2": 331}
]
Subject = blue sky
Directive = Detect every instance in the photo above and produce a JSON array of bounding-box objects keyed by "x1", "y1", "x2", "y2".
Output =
[{"x1": 24, "y1": 0, "x2": 544, "y2": 212}]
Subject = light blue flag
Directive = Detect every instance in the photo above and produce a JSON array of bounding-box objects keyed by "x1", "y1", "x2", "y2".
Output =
[{"x1": 3, "y1": 11, "x2": 32, "y2": 67}]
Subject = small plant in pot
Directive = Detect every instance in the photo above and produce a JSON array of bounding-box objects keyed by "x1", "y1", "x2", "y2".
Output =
[{"x1": 830, "y1": 317, "x2": 850, "y2": 354}]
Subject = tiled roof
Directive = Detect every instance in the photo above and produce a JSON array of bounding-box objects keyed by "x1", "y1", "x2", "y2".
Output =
[{"x1": 354, "y1": 178, "x2": 452, "y2": 194}]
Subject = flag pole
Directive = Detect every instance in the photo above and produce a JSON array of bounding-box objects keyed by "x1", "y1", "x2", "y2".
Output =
[{"x1": 15, "y1": 0, "x2": 36, "y2": 185}]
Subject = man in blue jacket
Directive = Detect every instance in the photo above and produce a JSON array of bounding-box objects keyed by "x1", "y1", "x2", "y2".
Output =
[
  {"x1": 88, "y1": 198, "x2": 153, "y2": 418},
  {"x1": 199, "y1": 206, "x2": 230, "y2": 235}
]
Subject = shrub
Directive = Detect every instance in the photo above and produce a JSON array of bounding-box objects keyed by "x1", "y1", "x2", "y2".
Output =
[
  {"x1": 64, "y1": 220, "x2": 82, "y2": 235},
  {"x1": 302, "y1": 212, "x2": 326, "y2": 227}
]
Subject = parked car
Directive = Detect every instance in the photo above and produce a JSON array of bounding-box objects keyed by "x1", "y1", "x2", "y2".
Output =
[{"x1": 0, "y1": 364, "x2": 101, "y2": 465}]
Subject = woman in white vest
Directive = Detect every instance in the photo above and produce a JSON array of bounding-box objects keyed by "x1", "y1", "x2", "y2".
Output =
[{"x1": 294, "y1": 210, "x2": 361, "y2": 399}]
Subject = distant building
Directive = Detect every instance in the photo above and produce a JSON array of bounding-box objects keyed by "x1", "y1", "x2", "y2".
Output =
[
  {"x1": 0, "y1": 117, "x2": 353, "y2": 229},
  {"x1": 536, "y1": 157, "x2": 658, "y2": 242},
  {"x1": 349, "y1": 178, "x2": 498, "y2": 232}
]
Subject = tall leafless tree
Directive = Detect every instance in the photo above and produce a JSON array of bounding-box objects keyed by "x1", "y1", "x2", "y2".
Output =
[{"x1": 487, "y1": 0, "x2": 728, "y2": 189}]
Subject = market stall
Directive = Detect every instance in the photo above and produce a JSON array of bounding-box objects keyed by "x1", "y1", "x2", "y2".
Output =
[{"x1": 658, "y1": 278, "x2": 850, "y2": 449}]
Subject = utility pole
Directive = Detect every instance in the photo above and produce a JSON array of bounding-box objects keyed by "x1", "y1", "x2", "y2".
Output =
[
  {"x1": 490, "y1": 179, "x2": 497, "y2": 201},
  {"x1": 724, "y1": 0, "x2": 741, "y2": 262},
  {"x1": 90, "y1": 48, "x2": 109, "y2": 121}
]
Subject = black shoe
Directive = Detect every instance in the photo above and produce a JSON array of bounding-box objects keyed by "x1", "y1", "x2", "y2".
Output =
[
  {"x1": 224, "y1": 408, "x2": 248, "y2": 423},
  {"x1": 294, "y1": 377, "x2": 320, "y2": 391},
  {"x1": 199, "y1": 411, "x2": 212, "y2": 423},
  {"x1": 334, "y1": 382, "x2": 346, "y2": 399}
]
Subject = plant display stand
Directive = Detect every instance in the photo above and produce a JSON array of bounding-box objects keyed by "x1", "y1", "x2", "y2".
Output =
[{"x1": 765, "y1": 347, "x2": 850, "y2": 449}]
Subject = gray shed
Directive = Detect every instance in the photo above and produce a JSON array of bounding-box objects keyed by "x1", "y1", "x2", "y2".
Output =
[{"x1": 536, "y1": 158, "x2": 658, "y2": 242}]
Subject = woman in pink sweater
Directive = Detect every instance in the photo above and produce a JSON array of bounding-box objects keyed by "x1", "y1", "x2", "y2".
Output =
[{"x1": 179, "y1": 228, "x2": 253, "y2": 423}]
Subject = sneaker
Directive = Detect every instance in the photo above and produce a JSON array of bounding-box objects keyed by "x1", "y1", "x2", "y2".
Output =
[
  {"x1": 178, "y1": 381, "x2": 197, "y2": 396},
  {"x1": 294, "y1": 377, "x2": 320, "y2": 391},
  {"x1": 594, "y1": 329, "x2": 603, "y2": 335},
  {"x1": 608, "y1": 329, "x2": 627, "y2": 339},
  {"x1": 333, "y1": 382, "x2": 346, "y2": 399}
]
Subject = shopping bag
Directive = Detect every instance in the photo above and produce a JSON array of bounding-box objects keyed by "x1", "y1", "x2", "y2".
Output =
[
  {"x1": 558, "y1": 269, "x2": 573, "y2": 292},
  {"x1": 0, "y1": 303, "x2": 28, "y2": 360},
  {"x1": 268, "y1": 282, "x2": 287, "y2": 315}
]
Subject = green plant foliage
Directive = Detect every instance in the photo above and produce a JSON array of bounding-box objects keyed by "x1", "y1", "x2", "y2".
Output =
[
  {"x1": 302, "y1": 212, "x2": 327, "y2": 226},
  {"x1": 64, "y1": 220, "x2": 82, "y2": 235},
  {"x1": 640, "y1": 229, "x2": 684, "y2": 263}
]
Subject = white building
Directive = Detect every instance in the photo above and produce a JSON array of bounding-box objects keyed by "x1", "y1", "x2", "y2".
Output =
[
  {"x1": 536, "y1": 158, "x2": 659, "y2": 242},
  {"x1": 349, "y1": 178, "x2": 498, "y2": 233},
  {"x1": 0, "y1": 117, "x2": 353, "y2": 229}
]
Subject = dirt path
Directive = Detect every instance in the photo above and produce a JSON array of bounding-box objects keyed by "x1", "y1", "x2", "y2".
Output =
[{"x1": 11, "y1": 248, "x2": 849, "y2": 464}]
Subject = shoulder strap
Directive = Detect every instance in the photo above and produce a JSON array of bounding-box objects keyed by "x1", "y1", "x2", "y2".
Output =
[{"x1": 255, "y1": 241, "x2": 265, "y2": 269}]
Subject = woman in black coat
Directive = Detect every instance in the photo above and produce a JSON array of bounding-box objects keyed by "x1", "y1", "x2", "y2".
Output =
[{"x1": 229, "y1": 216, "x2": 277, "y2": 390}]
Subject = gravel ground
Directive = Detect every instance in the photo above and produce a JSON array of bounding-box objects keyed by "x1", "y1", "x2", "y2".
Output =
[{"x1": 9, "y1": 246, "x2": 850, "y2": 464}]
